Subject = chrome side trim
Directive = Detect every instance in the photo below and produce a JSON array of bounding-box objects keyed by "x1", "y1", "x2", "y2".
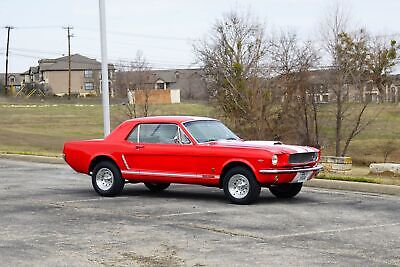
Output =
[
  {"x1": 121, "y1": 154, "x2": 130, "y2": 169},
  {"x1": 259, "y1": 164, "x2": 323, "y2": 174},
  {"x1": 121, "y1": 170, "x2": 219, "y2": 179}
]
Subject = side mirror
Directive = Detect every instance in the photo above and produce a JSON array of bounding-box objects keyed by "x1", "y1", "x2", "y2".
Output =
[{"x1": 173, "y1": 136, "x2": 181, "y2": 144}]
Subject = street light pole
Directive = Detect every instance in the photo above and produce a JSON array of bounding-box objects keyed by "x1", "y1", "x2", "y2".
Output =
[{"x1": 99, "y1": 0, "x2": 111, "y2": 137}]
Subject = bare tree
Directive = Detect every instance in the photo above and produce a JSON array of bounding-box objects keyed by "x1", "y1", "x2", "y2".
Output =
[
  {"x1": 380, "y1": 140, "x2": 397, "y2": 163},
  {"x1": 367, "y1": 38, "x2": 399, "y2": 102},
  {"x1": 268, "y1": 31, "x2": 320, "y2": 145},
  {"x1": 323, "y1": 24, "x2": 396, "y2": 156},
  {"x1": 115, "y1": 51, "x2": 151, "y2": 118},
  {"x1": 194, "y1": 11, "x2": 274, "y2": 139}
]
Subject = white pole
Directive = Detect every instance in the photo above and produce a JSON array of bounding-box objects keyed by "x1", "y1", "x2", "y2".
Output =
[{"x1": 99, "y1": 0, "x2": 110, "y2": 137}]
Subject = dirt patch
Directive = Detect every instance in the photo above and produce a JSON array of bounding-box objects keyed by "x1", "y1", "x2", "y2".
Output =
[{"x1": 100, "y1": 243, "x2": 185, "y2": 267}]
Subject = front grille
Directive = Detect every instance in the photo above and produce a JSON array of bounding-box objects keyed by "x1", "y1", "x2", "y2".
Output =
[{"x1": 289, "y1": 152, "x2": 317, "y2": 164}]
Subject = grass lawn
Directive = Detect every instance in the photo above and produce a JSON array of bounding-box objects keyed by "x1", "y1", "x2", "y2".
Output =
[
  {"x1": 0, "y1": 100, "x2": 215, "y2": 156},
  {"x1": 317, "y1": 165, "x2": 400, "y2": 186}
]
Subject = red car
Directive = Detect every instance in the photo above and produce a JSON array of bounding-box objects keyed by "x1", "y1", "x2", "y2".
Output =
[{"x1": 63, "y1": 116, "x2": 322, "y2": 204}]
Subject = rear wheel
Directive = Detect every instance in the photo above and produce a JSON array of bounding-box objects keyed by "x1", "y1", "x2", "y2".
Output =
[
  {"x1": 269, "y1": 183, "x2": 302, "y2": 198},
  {"x1": 92, "y1": 161, "x2": 124, "y2": 197},
  {"x1": 144, "y1": 182, "x2": 170, "y2": 192},
  {"x1": 223, "y1": 166, "x2": 261, "y2": 205}
]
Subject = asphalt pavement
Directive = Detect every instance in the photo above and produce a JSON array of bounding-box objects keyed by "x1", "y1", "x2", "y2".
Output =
[{"x1": 1, "y1": 159, "x2": 399, "y2": 267}]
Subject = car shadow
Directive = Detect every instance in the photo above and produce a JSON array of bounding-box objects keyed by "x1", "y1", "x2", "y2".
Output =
[
  {"x1": 120, "y1": 184, "x2": 320, "y2": 205},
  {"x1": 121, "y1": 185, "x2": 228, "y2": 203}
]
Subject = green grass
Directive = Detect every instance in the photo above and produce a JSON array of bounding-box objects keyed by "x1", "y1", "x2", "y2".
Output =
[{"x1": 317, "y1": 170, "x2": 400, "y2": 186}]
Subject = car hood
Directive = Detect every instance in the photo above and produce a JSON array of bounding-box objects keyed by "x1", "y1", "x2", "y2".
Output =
[{"x1": 203, "y1": 140, "x2": 318, "y2": 154}]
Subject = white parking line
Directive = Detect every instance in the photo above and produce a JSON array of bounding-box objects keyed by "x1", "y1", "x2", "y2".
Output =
[
  {"x1": 55, "y1": 197, "x2": 129, "y2": 204},
  {"x1": 156, "y1": 211, "x2": 215, "y2": 217},
  {"x1": 263, "y1": 222, "x2": 400, "y2": 240}
]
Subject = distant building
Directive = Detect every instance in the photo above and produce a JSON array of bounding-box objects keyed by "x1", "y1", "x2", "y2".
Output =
[
  {"x1": 116, "y1": 68, "x2": 208, "y2": 101},
  {"x1": 22, "y1": 54, "x2": 115, "y2": 96},
  {"x1": 305, "y1": 69, "x2": 399, "y2": 103},
  {"x1": 0, "y1": 73, "x2": 23, "y2": 94}
]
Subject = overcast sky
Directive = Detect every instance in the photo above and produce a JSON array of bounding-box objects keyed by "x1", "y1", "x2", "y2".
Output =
[{"x1": 1, "y1": 0, "x2": 399, "y2": 73}]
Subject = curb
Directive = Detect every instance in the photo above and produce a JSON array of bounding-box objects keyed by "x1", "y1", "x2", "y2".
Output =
[
  {"x1": 305, "y1": 178, "x2": 400, "y2": 196},
  {"x1": 0, "y1": 154, "x2": 65, "y2": 164}
]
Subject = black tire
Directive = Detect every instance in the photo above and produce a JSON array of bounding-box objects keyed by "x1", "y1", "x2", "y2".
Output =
[
  {"x1": 91, "y1": 161, "x2": 124, "y2": 197},
  {"x1": 144, "y1": 182, "x2": 170, "y2": 192},
  {"x1": 223, "y1": 166, "x2": 261, "y2": 205},
  {"x1": 269, "y1": 183, "x2": 303, "y2": 198}
]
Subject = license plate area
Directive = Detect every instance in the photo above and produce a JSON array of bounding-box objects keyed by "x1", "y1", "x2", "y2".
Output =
[{"x1": 291, "y1": 171, "x2": 312, "y2": 183}]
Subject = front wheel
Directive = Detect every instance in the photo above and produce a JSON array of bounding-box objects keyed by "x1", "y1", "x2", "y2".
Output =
[
  {"x1": 144, "y1": 182, "x2": 170, "y2": 192},
  {"x1": 223, "y1": 167, "x2": 261, "y2": 205},
  {"x1": 92, "y1": 161, "x2": 124, "y2": 197},
  {"x1": 269, "y1": 183, "x2": 302, "y2": 198}
]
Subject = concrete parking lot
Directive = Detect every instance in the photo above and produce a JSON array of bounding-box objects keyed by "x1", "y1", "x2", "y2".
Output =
[{"x1": 1, "y1": 159, "x2": 400, "y2": 267}]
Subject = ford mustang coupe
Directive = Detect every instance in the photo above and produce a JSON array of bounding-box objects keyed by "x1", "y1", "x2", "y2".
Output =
[{"x1": 63, "y1": 116, "x2": 322, "y2": 204}]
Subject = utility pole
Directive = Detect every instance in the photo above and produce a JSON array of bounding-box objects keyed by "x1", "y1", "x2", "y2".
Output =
[
  {"x1": 63, "y1": 26, "x2": 73, "y2": 100},
  {"x1": 4, "y1": 26, "x2": 14, "y2": 96},
  {"x1": 99, "y1": 0, "x2": 111, "y2": 136}
]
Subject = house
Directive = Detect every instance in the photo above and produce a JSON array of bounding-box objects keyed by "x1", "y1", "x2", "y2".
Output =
[
  {"x1": 115, "y1": 68, "x2": 208, "y2": 101},
  {"x1": 306, "y1": 69, "x2": 400, "y2": 103},
  {"x1": 0, "y1": 73, "x2": 23, "y2": 94},
  {"x1": 22, "y1": 54, "x2": 115, "y2": 96}
]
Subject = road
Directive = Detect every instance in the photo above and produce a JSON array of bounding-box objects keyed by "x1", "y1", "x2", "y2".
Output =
[{"x1": 1, "y1": 159, "x2": 399, "y2": 266}]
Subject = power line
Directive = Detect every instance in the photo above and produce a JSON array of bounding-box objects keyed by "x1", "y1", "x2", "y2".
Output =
[{"x1": 78, "y1": 27, "x2": 195, "y2": 42}]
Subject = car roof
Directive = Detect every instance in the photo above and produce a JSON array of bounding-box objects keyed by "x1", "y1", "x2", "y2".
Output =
[{"x1": 126, "y1": 116, "x2": 217, "y2": 124}]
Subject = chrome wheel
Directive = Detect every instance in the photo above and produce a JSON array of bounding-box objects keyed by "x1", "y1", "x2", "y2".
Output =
[
  {"x1": 96, "y1": 168, "x2": 114, "y2": 191},
  {"x1": 228, "y1": 174, "x2": 250, "y2": 199}
]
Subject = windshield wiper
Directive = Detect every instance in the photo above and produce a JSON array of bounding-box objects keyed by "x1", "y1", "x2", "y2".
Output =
[{"x1": 225, "y1": 137, "x2": 237, "y2": 140}]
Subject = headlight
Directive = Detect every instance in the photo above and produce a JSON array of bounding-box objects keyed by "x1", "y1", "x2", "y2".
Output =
[{"x1": 272, "y1": 154, "x2": 278, "y2": 165}]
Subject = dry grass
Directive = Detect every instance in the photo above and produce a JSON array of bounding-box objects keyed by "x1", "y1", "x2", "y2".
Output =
[
  {"x1": 0, "y1": 98, "x2": 399, "y2": 174},
  {"x1": 0, "y1": 100, "x2": 215, "y2": 156}
]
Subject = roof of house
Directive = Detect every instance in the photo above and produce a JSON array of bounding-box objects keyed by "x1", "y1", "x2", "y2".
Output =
[
  {"x1": 148, "y1": 68, "x2": 203, "y2": 83},
  {"x1": 38, "y1": 54, "x2": 114, "y2": 71}
]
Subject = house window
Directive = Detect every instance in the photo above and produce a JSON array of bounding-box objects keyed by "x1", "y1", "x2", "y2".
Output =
[
  {"x1": 84, "y1": 70, "x2": 93, "y2": 78},
  {"x1": 156, "y1": 82, "x2": 165, "y2": 89},
  {"x1": 84, "y1": 82, "x2": 94, "y2": 90}
]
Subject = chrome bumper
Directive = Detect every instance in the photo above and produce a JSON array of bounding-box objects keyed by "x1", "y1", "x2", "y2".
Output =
[{"x1": 259, "y1": 164, "x2": 323, "y2": 174}]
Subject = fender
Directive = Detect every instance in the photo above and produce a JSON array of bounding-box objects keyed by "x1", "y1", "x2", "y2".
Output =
[{"x1": 221, "y1": 158, "x2": 258, "y2": 177}]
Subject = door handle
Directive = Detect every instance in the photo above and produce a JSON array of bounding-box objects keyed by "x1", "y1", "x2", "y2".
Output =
[{"x1": 136, "y1": 144, "x2": 144, "y2": 149}]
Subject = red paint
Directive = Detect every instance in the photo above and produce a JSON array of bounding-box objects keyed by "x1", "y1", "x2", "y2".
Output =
[{"x1": 63, "y1": 116, "x2": 321, "y2": 186}]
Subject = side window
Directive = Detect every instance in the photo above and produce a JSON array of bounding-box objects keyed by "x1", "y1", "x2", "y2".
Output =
[
  {"x1": 127, "y1": 125, "x2": 139, "y2": 143},
  {"x1": 139, "y1": 124, "x2": 178, "y2": 144}
]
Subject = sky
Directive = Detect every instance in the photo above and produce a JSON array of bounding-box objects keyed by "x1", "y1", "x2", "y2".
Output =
[{"x1": 1, "y1": 0, "x2": 400, "y2": 73}]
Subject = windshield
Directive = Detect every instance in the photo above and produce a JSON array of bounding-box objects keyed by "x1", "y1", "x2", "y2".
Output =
[{"x1": 183, "y1": 120, "x2": 240, "y2": 143}]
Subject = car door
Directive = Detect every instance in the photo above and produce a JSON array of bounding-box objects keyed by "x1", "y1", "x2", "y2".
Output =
[{"x1": 124, "y1": 123, "x2": 198, "y2": 181}]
